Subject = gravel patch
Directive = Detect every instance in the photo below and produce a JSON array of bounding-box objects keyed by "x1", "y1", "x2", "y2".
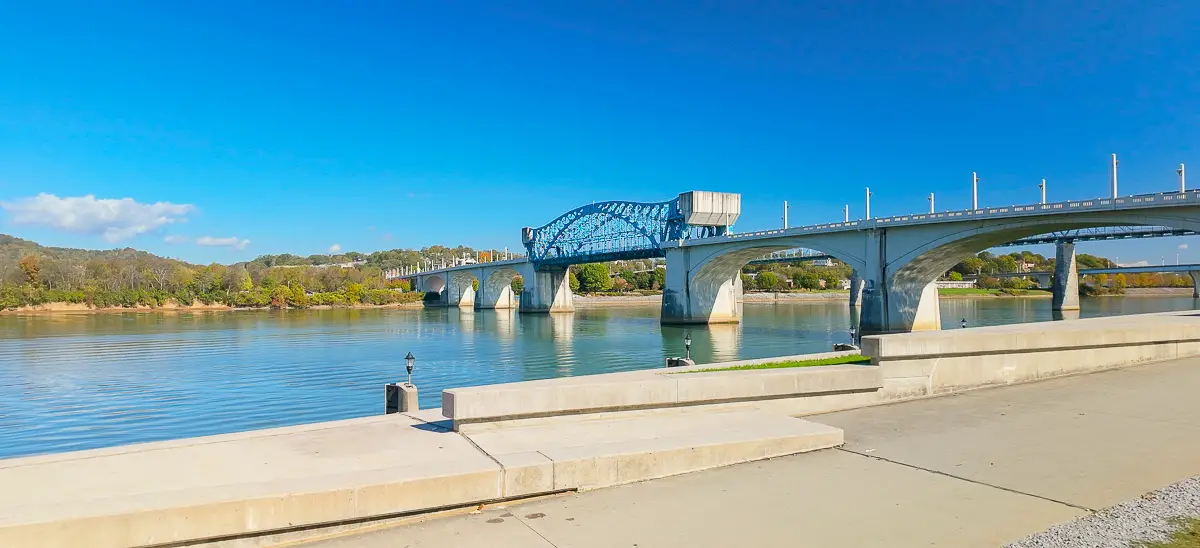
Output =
[{"x1": 1008, "y1": 476, "x2": 1200, "y2": 547}]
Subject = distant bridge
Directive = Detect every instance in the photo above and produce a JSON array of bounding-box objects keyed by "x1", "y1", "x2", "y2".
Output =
[
  {"x1": 1000, "y1": 225, "x2": 1199, "y2": 246},
  {"x1": 991, "y1": 263, "x2": 1200, "y2": 297}
]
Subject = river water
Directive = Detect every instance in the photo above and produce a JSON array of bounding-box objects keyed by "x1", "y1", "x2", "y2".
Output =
[{"x1": 1, "y1": 295, "x2": 1196, "y2": 459}]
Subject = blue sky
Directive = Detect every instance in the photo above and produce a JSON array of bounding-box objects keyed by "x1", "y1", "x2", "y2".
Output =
[{"x1": 1, "y1": 1, "x2": 1198, "y2": 265}]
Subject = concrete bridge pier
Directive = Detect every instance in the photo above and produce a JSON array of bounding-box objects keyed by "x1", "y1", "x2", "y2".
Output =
[
  {"x1": 518, "y1": 264, "x2": 574, "y2": 313},
  {"x1": 1034, "y1": 273, "x2": 1052, "y2": 290},
  {"x1": 1190, "y1": 271, "x2": 1200, "y2": 299},
  {"x1": 660, "y1": 246, "x2": 743, "y2": 324},
  {"x1": 1052, "y1": 241, "x2": 1080, "y2": 311},
  {"x1": 857, "y1": 230, "x2": 942, "y2": 334}
]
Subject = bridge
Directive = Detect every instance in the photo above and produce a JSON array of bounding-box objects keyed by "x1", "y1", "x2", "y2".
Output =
[
  {"x1": 991, "y1": 263, "x2": 1200, "y2": 297},
  {"x1": 404, "y1": 188, "x2": 1200, "y2": 334},
  {"x1": 999, "y1": 225, "x2": 1200, "y2": 246}
]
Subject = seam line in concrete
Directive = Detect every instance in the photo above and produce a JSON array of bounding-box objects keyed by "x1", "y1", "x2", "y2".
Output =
[
  {"x1": 836, "y1": 447, "x2": 1096, "y2": 513},
  {"x1": 538, "y1": 450, "x2": 555, "y2": 490},
  {"x1": 512, "y1": 513, "x2": 562, "y2": 548}
]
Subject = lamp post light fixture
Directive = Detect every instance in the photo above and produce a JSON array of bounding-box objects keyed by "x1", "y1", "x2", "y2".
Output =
[
  {"x1": 684, "y1": 334, "x2": 692, "y2": 361},
  {"x1": 404, "y1": 352, "x2": 416, "y2": 386}
]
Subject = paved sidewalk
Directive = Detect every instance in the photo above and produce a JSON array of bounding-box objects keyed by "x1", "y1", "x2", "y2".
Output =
[{"x1": 300, "y1": 356, "x2": 1200, "y2": 548}]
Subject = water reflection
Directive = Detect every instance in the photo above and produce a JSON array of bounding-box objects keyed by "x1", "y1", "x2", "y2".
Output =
[
  {"x1": 1052, "y1": 309, "x2": 1081, "y2": 321},
  {"x1": 2, "y1": 295, "x2": 1199, "y2": 459}
]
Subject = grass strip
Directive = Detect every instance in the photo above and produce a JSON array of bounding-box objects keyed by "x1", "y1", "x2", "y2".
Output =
[
  {"x1": 1136, "y1": 517, "x2": 1200, "y2": 548},
  {"x1": 671, "y1": 354, "x2": 871, "y2": 373}
]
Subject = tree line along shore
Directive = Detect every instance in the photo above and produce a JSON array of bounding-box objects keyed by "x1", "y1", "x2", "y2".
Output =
[{"x1": 0, "y1": 233, "x2": 1185, "y2": 312}]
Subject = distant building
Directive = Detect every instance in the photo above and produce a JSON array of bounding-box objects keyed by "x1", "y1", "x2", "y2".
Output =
[{"x1": 810, "y1": 258, "x2": 834, "y2": 267}]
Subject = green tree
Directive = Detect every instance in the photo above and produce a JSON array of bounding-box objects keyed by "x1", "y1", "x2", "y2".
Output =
[
  {"x1": 289, "y1": 285, "x2": 310, "y2": 308},
  {"x1": 269, "y1": 285, "x2": 291, "y2": 308},
  {"x1": 568, "y1": 270, "x2": 580, "y2": 292},
  {"x1": 948, "y1": 271, "x2": 963, "y2": 281},
  {"x1": 797, "y1": 272, "x2": 821, "y2": 290},
  {"x1": 619, "y1": 269, "x2": 636, "y2": 287},
  {"x1": 740, "y1": 273, "x2": 755, "y2": 290},
  {"x1": 576, "y1": 263, "x2": 612, "y2": 293},
  {"x1": 756, "y1": 271, "x2": 781, "y2": 291},
  {"x1": 1112, "y1": 273, "x2": 1127, "y2": 289},
  {"x1": 959, "y1": 257, "x2": 985, "y2": 275},
  {"x1": 344, "y1": 283, "x2": 366, "y2": 303},
  {"x1": 651, "y1": 267, "x2": 665, "y2": 290},
  {"x1": 633, "y1": 271, "x2": 651, "y2": 289},
  {"x1": 511, "y1": 275, "x2": 524, "y2": 294},
  {"x1": 472, "y1": 278, "x2": 479, "y2": 292}
]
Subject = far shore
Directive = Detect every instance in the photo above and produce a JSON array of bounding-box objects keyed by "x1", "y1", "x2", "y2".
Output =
[
  {"x1": 0, "y1": 300, "x2": 427, "y2": 315},
  {"x1": 4, "y1": 287, "x2": 1192, "y2": 314}
]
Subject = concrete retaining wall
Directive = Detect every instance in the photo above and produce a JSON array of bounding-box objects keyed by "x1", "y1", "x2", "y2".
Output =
[
  {"x1": 447, "y1": 311, "x2": 1200, "y2": 428},
  {"x1": 864, "y1": 311, "x2": 1200, "y2": 401},
  {"x1": 443, "y1": 351, "x2": 876, "y2": 427}
]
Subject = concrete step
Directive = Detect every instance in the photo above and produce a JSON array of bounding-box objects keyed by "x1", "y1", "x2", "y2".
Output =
[
  {"x1": 469, "y1": 407, "x2": 845, "y2": 493},
  {"x1": 0, "y1": 409, "x2": 841, "y2": 548}
]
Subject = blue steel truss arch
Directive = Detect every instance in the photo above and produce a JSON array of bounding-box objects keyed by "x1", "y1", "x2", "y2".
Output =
[{"x1": 524, "y1": 199, "x2": 719, "y2": 266}]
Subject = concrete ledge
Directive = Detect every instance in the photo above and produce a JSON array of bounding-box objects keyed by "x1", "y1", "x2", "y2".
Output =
[
  {"x1": 442, "y1": 350, "x2": 876, "y2": 426},
  {"x1": 863, "y1": 311, "x2": 1200, "y2": 400},
  {"x1": 0, "y1": 409, "x2": 841, "y2": 548}
]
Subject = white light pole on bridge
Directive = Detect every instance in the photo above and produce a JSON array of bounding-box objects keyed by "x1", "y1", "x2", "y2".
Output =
[
  {"x1": 842, "y1": 204, "x2": 849, "y2": 223},
  {"x1": 1039, "y1": 179, "x2": 1046, "y2": 204},
  {"x1": 1111, "y1": 153, "x2": 1119, "y2": 199},
  {"x1": 782, "y1": 201, "x2": 789, "y2": 229},
  {"x1": 865, "y1": 188, "x2": 873, "y2": 220},
  {"x1": 928, "y1": 192, "x2": 934, "y2": 213},
  {"x1": 1180, "y1": 163, "x2": 1187, "y2": 192},
  {"x1": 972, "y1": 172, "x2": 979, "y2": 210}
]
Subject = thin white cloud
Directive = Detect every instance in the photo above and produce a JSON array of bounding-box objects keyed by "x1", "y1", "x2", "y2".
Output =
[
  {"x1": 328, "y1": 243, "x2": 342, "y2": 253},
  {"x1": 1, "y1": 193, "x2": 194, "y2": 242},
  {"x1": 1180, "y1": 243, "x2": 1189, "y2": 250},
  {"x1": 196, "y1": 236, "x2": 250, "y2": 250},
  {"x1": 1119, "y1": 260, "x2": 1151, "y2": 267},
  {"x1": 163, "y1": 235, "x2": 189, "y2": 244}
]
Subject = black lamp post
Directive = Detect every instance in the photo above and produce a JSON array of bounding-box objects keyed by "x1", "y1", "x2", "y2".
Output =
[
  {"x1": 961, "y1": 318, "x2": 968, "y2": 329},
  {"x1": 684, "y1": 334, "x2": 692, "y2": 360},
  {"x1": 404, "y1": 352, "x2": 416, "y2": 386}
]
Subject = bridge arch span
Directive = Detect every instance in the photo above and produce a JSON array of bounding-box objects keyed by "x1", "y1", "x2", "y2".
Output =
[
  {"x1": 873, "y1": 211, "x2": 1200, "y2": 333},
  {"x1": 478, "y1": 267, "x2": 521, "y2": 310},
  {"x1": 446, "y1": 271, "x2": 480, "y2": 309},
  {"x1": 662, "y1": 231, "x2": 867, "y2": 324},
  {"x1": 422, "y1": 275, "x2": 446, "y2": 294}
]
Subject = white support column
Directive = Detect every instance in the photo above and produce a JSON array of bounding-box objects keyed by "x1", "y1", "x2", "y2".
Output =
[
  {"x1": 1111, "y1": 153, "x2": 1119, "y2": 199},
  {"x1": 972, "y1": 172, "x2": 979, "y2": 209},
  {"x1": 1052, "y1": 241, "x2": 1080, "y2": 311}
]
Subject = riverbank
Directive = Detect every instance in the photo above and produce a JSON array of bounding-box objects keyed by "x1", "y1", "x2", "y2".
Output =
[{"x1": 0, "y1": 300, "x2": 428, "y2": 314}]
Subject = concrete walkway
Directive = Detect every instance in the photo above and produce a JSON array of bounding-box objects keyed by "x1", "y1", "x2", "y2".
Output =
[{"x1": 303, "y1": 355, "x2": 1200, "y2": 548}]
